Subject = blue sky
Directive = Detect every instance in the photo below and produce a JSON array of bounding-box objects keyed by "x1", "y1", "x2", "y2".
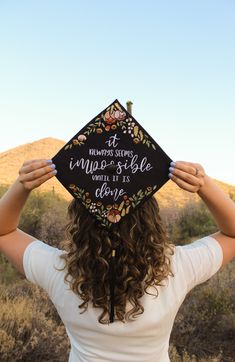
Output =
[{"x1": 0, "y1": 0, "x2": 234, "y2": 184}]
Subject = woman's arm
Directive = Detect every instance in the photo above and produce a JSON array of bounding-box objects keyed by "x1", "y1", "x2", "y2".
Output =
[
  {"x1": 0, "y1": 159, "x2": 56, "y2": 273},
  {"x1": 169, "y1": 161, "x2": 235, "y2": 266}
]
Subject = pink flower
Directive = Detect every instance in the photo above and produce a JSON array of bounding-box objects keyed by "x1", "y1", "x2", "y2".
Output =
[
  {"x1": 77, "y1": 134, "x2": 87, "y2": 142},
  {"x1": 113, "y1": 110, "x2": 126, "y2": 120},
  {"x1": 104, "y1": 110, "x2": 126, "y2": 124}
]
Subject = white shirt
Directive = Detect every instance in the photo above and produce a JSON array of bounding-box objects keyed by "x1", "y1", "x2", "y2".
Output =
[{"x1": 23, "y1": 236, "x2": 223, "y2": 362}]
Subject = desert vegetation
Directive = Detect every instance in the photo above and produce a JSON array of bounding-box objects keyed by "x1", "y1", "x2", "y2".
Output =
[{"x1": 0, "y1": 186, "x2": 234, "y2": 361}]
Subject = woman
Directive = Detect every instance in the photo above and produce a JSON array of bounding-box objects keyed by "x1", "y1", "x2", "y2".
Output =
[{"x1": 0, "y1": 159, "x2": 235, "y2": 362}]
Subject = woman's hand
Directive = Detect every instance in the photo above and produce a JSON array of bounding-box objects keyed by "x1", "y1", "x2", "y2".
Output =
[
  {"x1": 168, "y1": 161, "x2": 206, "y2": 193},
  {"x1": 18, "y1": 159, "x2": 57, "y2": 191},
  {"x1": 0, "y1": 159, "x2": 57, "y2": 274}
]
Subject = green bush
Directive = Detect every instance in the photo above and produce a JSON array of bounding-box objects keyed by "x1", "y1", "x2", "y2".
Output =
[
  {"x1": 19, "y1": 190, "x2": 68, "y2": 247},
  {"x1": 0, "y1": 281, "x2": 70, "y2": 362},
  {"x1": 0, "y1": 254, "x2": 21, "y2": 285},
  {"x1": 170, "y1": 261, "x2": 235, "y2": 360},
  {"x1": 166, "y1": 201, "x2": 217, "y2": 245}
]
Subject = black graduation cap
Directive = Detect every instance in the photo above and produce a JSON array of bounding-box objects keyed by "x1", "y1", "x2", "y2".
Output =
[
  {"x1": 52, "y1": 99, "x2": 172, "y2": 323},
  {"x1": 52, "y1": 99, "x2": 172, "y2": 229}
]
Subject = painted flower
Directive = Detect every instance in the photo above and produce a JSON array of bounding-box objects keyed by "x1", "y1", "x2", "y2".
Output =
[
  {"x1": 77, "y1": 134, "x2": 87, "y2": 142},
  {"x1": 104, "y1": 109, "x2": 126, "y2": 124},
  {"x1": 72, "y1": 139, "x2": 79, "y2": 145},
  {"x1": 69, "y1": 184, "x2": 77, "y2": 192},
  {"x1": 107, "y1": 209, "x2": 121, "y2": 223},
  {"x1": 89, "y1": 203, "x2": 98, "y2": 213},
  {"x1": 104, "y1": 111, "x2": 116, "y2": 125},
  {"x1": 69, "y1": 184, "x2": 77, "y2": 191},
  {"x1": 114, "y1": 110, "x2": 126, "y2": 120},
  {"x1": 133, "y1": 138, "x2": 140, "y2": 144}
]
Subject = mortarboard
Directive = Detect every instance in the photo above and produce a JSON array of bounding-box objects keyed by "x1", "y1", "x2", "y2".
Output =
[
  {"x1": 52, "y1": 99, "x2": 172, "y2": 228},
  {"x1": 52, "y1": 99, "x2": 172, "y2": 322}
]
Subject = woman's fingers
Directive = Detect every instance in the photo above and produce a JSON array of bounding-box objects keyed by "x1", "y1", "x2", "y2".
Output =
[
  {"x1": 168, "y1": 173, "x2": 199, "y2": 193},
  {"x1": 18, "y1": 159, "x2": 57, "y2": 191},
  {"x1": 22, "y1": 159, "x2": 46, "y2": 167},
  {"x1": 173, "y1": 161, "x2": 205, "y2": 177},
  {"x1": 20, "y1": 159, "x2": 52, "y2": 174},
  {"x1": 20, "y1": 163, "x2": 55, "y2": 181},
  {"x1": 24, "y1": 170, "x2": 57, "y2": 190},
  {"x1": 169, "y1": 167, "x2": 204, "y2": 187},
  {"x1": 169, "y1": 161, "x2": 206, "y2": 193}
]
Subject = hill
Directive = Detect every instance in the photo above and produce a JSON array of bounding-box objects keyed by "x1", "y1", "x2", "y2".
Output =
[
  {"x1": 0, "y1": 138, "x2": 234, "y2": 208},
  {"x1": 0, "y1": 138, "x2": 69, "y2": 199}
]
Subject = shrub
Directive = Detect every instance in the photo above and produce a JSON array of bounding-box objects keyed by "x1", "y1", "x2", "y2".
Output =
[
  {"x1": 0, "y1": 281, "x2": 70, "y2": 362},
  {"x1": 0, "y1": 254, "x2": 21, "y2": 284},
  {"x1": 166, "y1": 201, "x2": 217, "y2": 245},
  {"x1": 19, "y1": 190, "x2": 68, "y2": 247},
  {"x1": 171, "y1": 261, "x2": 235, "y2": 360}
]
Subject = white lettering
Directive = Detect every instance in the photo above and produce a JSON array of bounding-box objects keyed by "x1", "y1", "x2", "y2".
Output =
[
  {"x1": 105, "y1": 134, "x2": 120, "y2": 148},
  {"x1": 69, "y1": 155, "x2": 153, "y2": 175},
  {"x1": 95, "y1": 182, "x2": 126, "y2": 201}
]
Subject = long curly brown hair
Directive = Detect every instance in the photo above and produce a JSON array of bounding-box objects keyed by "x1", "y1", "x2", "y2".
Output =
[{"x1": 60, "y1": 196, "x2": 174, "y2": 324}]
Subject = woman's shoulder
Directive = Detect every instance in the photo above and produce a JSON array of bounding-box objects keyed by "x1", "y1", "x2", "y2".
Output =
[
  {"x1": 24, "y1": 239, "x2": 67, "y2": 269},
  {"x1": 23, "y1": 240, "x2": 68, "y2": 304},
  {"x1": 170, "y1": 235, "x2": 223, "y2": 292}
]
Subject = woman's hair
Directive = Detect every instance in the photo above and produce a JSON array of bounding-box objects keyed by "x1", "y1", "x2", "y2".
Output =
[{"x1": 60, "y1": 196, "x2": 174, "y2": 324}]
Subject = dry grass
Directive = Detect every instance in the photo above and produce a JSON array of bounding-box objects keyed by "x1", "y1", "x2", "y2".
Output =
[
  {"x1": 0, "y1": 262, "x2": 234, "y2": 361},
  {"x1": 0, "y1": 281, "x2": 70, "y2": 362}
]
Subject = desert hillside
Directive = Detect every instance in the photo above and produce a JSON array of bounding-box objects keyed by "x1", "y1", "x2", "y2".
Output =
[
  {"x1": 0, "y1": 138, "x2": 234, "y2": 208},
  {"x1": 0, "y1": 138, "x2": 69, "y2": 199}
]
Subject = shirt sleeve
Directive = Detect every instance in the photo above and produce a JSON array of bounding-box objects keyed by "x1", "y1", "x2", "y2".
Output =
[
  {"x1": 175, "y1": 236, "x2": 223, "y2": 293},
  {"x1": 23, "y1": 240, "x2": 67, "y2": 305}
]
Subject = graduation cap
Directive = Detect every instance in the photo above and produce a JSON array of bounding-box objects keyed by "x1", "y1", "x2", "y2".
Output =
[
  {"x1": 52, "y1": 99, "x2": 172, "y2": 228},
  {"x1": 52, "y1": 99, "x2": 172, "y2": 322}
]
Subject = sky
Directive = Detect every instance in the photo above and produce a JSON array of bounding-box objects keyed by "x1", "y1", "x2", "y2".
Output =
[{"x1": 0, "y1": 0, "x2": 234, "y2": 185}]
